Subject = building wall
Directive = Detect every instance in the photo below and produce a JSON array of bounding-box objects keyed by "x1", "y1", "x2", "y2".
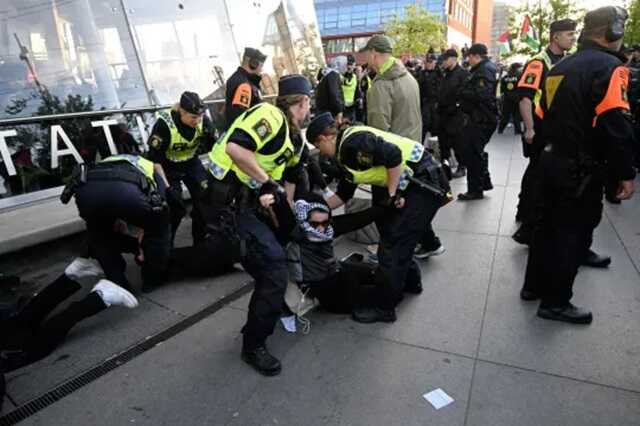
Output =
[
  {"x1": 472, "y1": 0, "x2": 494, "y2": 48},
  {"x1": 490, "y1": 1, "x2": 510, "y2": 58}
]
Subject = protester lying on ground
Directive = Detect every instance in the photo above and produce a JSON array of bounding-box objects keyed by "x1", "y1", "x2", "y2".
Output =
[
  {"x1": 0, "y1": 258, "x2": 137, "y2": 411},
  {"x1": 286, "y1": 194, "x2": 402, "y2": 315}
]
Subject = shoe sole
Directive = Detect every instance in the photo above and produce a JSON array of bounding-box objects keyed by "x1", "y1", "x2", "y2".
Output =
[
  {"x1": 414, "y1": 246, "x2": 446, "y2": 259},
  {"x1": 536, "y1": 311, "x2": 593, "y2": 324},
  {"x1": 241, "y1": 354, "x2": 282, "y2": 376}
]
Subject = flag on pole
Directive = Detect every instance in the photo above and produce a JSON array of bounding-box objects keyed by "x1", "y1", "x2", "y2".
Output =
[
  {"x1": 520, "y1": 16, "x2": 540, "y2": 50},
  {"x1": 497, "y1": 31, "x2": 511, "y2": 55}
]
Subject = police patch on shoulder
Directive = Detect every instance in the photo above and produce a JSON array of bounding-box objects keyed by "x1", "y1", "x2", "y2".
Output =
[
  {"x1": 524, "y1": 73, "x2": 536, "y2": 85},
  {"x1": 356, "y1": 151, "x2": 373, "y2": 167},
  {"x1": 149, "y1": 135, "x2": 162, "y2": 148},
  {"x1": 252, "y1": 118, "x2": 273, "y2": 140}
]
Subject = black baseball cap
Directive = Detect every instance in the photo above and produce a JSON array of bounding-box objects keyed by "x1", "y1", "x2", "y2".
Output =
[
  {"x1": 180, "y1": 91, "x2": 205, "y2": 114},
  {"x1": 441, "y1": 49, "x2": 459, "y2": 59},
  {"x1": 550, "y1": 18, "x2": 577, "y2": 33}
]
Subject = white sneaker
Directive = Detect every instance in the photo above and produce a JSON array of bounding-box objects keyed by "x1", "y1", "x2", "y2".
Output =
[
  {"x1": 65, "y1": 258, "x2": 103, "y2": 280},
  {"x1": 92, "y1": 279, "x2": 139, "y2": 308},
  {"x1": 414, "y1": 244, "x2": 446, "y2": 260}
]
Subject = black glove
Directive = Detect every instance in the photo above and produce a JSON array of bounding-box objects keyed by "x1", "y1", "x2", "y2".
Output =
[
  {"x1": 381, "y1": 193, "x2": 402, "y2": 209},
  {"x1": 258, "y1": 179, "x2": 286, "y2": 203},
  {"x1": 166, "y1": 185, "x2": 186, "y2": 212}
]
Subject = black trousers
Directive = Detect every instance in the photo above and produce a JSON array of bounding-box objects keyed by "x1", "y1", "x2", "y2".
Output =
[
  {"x1": 373, "y1": 184, "x2": 440, "y2": 310},
  {"x1": 457, "y1": 120, "x2": 496, "y2": 194},
  {"x1": 522, "y1": 152, "x2": 604, "y2": 307},
  {"x1": 75, "y1": 178, "x2": 171, "y2": 290},
  {"x1": 164, "y1": 156, "x2": 208, "y2": 245},
  {"x1": 1, "y1": 274, "x2": 107, "y2": 372},
  {"x1": 516, "y1": 148, "x2": 542, "y2": 223},
  {"x1": 311, "y1": 259, "x2": 379, "y2": 313},
  {"x1": 170, "y1": 231, "x2": 240, "y2": 277},
  {"x1": 422, "y1": 102, "x2": 439, "y2": 141},
  {"x1": 498, "y1": 97, "x2": 522, "y2": 134}
]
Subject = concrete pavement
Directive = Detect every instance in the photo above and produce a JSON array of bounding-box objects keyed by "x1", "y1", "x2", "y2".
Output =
[{"x1": 2, "y1": 131, "x2": 640, "y2": 425}]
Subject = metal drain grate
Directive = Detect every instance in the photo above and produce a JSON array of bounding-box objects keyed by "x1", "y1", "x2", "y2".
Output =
[{"x1": 0, "y1": 282, "x2": 253, "y2": 426}]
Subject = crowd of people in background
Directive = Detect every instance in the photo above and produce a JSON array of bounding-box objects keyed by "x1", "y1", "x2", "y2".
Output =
[{"x1": 1, "y1": 5, "x2": 637, "y2": 411}]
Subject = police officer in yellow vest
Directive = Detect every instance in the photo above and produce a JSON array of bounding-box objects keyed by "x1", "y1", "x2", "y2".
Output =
[
  {"x1": 70, "y1": 154, "x2": 171, "y2": 292},
  {"x1": 306, "y1": 112, "x2": 449, "y2": 324},
  {"x1": 342, "y1": 55, "x2": 361, "y2": 122},
  {"x1": 146, "y1": 91, "x2": 214, "y2": 245},
  {"x1": 513, "y1": 19, "x2": 576, "y2": 243},
  {"x1": 201, "y1": 75, "x2": 312, "y2": 376}
]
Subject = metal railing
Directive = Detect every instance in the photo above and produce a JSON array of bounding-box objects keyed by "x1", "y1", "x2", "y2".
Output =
[{"x1": 0, "y1": 95, "x2": 277, "y2": 210}]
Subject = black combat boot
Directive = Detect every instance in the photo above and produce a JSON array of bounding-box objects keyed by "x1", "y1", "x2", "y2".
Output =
[
  {"x1": 537, "y1": 303, "x2": 593, "y2": 324},
  {"x1": 241, "y1": 345, "x2": 282, "y2": 376},
  {"x1": 482, "y1": 152, "x2": 493, "y2": 191}
]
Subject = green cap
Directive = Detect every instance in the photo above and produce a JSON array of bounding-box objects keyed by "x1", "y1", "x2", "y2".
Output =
[{"x1": 358, "y1": 35, "x2": 393, "y2": 53}]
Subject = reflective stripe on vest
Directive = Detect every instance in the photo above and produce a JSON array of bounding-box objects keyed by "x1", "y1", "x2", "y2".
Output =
[
  {"x1": 156, "y1": 108, "x2": 204, "y2": 162},
  {"x1": 341, "y1": 74, "x2": 357, "y2": 106},
  {"x1": 338, "y1": 126, "x2": 424, "y2": 191},
  {"x1": 101, "y1": 154, "x2": 156, "y2": 188},
  {"x1": 207, "y1": 103, "x2": 301, "y2": 189}
]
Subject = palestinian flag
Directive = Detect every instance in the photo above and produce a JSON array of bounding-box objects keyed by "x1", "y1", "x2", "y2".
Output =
[
  {"x1": 497, "y1": 31, "x2": 511, "y2": 56},
  {"x1": 520, "y1": 16, "x2": 540, "y2": 50}
]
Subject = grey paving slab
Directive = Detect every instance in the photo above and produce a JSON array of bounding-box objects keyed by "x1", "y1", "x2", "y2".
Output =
[
  {"x1": 229, "y1": 327, "x2": 474, "y2": 426},
  {"x1": 18, "y1": 308, "x2": 305, "y2": 426},
  {"x1": 506, "y1": 157, "x2": 528, "y2": 188},
  {"x1": 433, "y1": 182, "x2": 506, "y2": 235},
  {"x1": 498, "y1": 186, "x2": 520, "y2": 237},
  {"x1": 479, "y1": 222, "x2": 640, "y2": 392},
  {"x1": 143, "y1": 269, "x2": 250, "y2": 316},
  {"x1": 6, "y1": 296, "x2": 181, "y2": 405},
  {"x1": 324, "y1": 229, "x2": 496, "y2": 358},
  {"x1": 466, "y1": 361, "x2": 640, "y2": 426}
]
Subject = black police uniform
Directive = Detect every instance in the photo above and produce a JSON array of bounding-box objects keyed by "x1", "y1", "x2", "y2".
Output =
[
  {"x1": 437, "y1": 63, "x2": 469, "y2": 161},
  {"x1": 147, "y1": 110, "x2": 213, "y2": 245},
  {"x1": 515, "y1": 47, "x2": 565, "y2": 223},
  {"x1": 457, "y1": 57, "x2": 498, "y2": 196},
  {"x1": 523, "y1": 40, "x2": 636, "y2": 312},
  {"x1": 419, "y1": 66, "x2": 443, "y2": 140},
  {"x1": 498, "y1": 68, "x2": 523, "y2": 134},
  {"x1": 224, "y1": 67, "x2": 263, "y2": 129},
  {"x1": 334, "y1": 130, "x2": 446, "y2": 313},
  {"x1": 74, "y1": 157, "x2": 171, "y2": 291},
  {"x1": 315, "y1": 70, "x2": 344, "y2": 117}
]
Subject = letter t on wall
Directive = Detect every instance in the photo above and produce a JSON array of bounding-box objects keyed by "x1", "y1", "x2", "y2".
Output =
[{"x1": 0, "y1": 130, "x2": 18, "y2": 176}]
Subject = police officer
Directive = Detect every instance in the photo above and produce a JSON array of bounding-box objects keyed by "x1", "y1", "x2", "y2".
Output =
[
  {"x1": 523, "y1": 6, "x2": 635, "y2": 324},
  {"x1": 69, "y1": 154, "x2": 171, "y2": 292},
  {"x1": 224, "y1": 47, "x2": 267, "y2": 129},
  {"x1": 341, "y1": 55, "x2": 361, "y2": 123},
  {"x1": 146, "y1": 91, "x2": 213, "y2": 245},
  {"x1": 456, "y1": 43, "x2": 498, "y2": 200},
  {"x1": 498, "y1": 63, "x2": 523, "y2": 134},
  {"x1": 202, "y1": 75, "x2": 312, "y2": 376},
  {"x1": 513, "y1": 19, "x2": 576, "y2": 240},
  {"x1": 306, "y1": 113, "x2": 449, "y2": 324},
  {"x1": 419, "y1": 53, "x2": 442, "y2": 144}
]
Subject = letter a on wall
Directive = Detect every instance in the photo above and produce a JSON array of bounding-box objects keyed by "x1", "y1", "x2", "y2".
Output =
[{"x1": 51, "y1": 125, "x2": 84, "y2": 169}]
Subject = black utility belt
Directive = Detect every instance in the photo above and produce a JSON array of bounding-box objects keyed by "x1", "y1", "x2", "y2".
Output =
[{"x1": 87, "y1": 167, "x2": 151, "y2": 193}]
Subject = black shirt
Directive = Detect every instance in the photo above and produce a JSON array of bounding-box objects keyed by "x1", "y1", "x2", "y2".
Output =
[
  {"x1": 224, "y1": 67, "x2": 263, "y2": 129},
  {"x1": 315, "y1": 71, "x2": 344, "y2": 116},
  {"x1": 438, "y1": 65, "x2": 469, "y2": 116}
]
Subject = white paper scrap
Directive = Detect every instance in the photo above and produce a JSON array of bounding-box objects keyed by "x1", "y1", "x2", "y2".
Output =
[
  {"x1": 280, "y1": 315, "x2": 297, "y2": 333},
  {"x1": 423, "y1": 388, "x2": 454, "y2": 410}
]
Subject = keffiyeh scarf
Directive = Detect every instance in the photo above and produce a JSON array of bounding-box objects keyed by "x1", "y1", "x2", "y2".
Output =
[{"x1": 294, "y1": 200, "x2": 334, "y2": 242}]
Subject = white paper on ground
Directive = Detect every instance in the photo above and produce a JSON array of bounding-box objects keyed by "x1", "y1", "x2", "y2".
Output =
[
  {"x1": 280, "y1": 315, "x2": 297, "y2": 333},
  {"x1": 423, "y1": 388, "x2": 454, "y2": 410}
]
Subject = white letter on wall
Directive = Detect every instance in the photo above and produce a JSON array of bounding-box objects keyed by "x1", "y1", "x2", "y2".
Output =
[
  {"x1": 135, "y1": 114, "x2": 149, "y2": 151},
  {"x1": 0, "y1": 130, "x2": 17, "y2": 176},
  {"x1": 50, "y1": 125, "x2": 84, "y2": 169},
  {"x1": 91, "y1": 119, "x2": 118, "y2": 155}
]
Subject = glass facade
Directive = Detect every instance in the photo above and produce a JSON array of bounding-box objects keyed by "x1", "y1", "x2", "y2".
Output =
[
  {"x1": 0, "y1": 0, "x2": 324, "y2": 204},
  {"x1": 314, "y1": 0, "x2": 446, "y2": 37}
]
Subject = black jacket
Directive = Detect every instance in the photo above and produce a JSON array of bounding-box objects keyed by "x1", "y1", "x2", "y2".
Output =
[
  {"x1": 315, "y1": 71, "x2": 344, "y2": 116},
  {"x1": 438, "y1": 64, "x2": 469, "y2": 116},
  {"x1": 459, "y1": 58, "x2": 498, "y2": 125},
  {"x1": 419, "y1": 68, "x2": 443, "y2": 105},
  {"x1": 500, "y1": 71, "x2": 521, "y2": 102},
  {"x1": 224, "y1": 67, "x2": 262, "y2": 129},
  {"x1": 540, "y1": 41, "x2": 636, "y2": 181}
]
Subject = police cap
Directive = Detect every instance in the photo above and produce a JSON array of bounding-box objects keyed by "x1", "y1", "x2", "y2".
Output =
[
  {"x1": 180, "y1": 91, "x2": 205, "y2": 114},
  {"x1": 346, "y1": 54, "x2": 356, "y2": 65},
  {"x1": 243, "y1": 47, "x2": 267, "y2": 64},
  {"x1": 468, "y1": 43, "x2": 488, "y2": 56},
  {"x1": 306, "y1": 112, "x2": 335, "y2": 144},
  {"x1": 278, "y1": 74, "x2": 312, "y2": 97},
  {"x1": 425, "y1": 53, "x2": 437, "y2": 62},
  {"x1": 549, "y1": 19, "x2": 577, "y2": 33},
  {"x1": 441, "y1": 48, "x2": 459, "y2": 60}
]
